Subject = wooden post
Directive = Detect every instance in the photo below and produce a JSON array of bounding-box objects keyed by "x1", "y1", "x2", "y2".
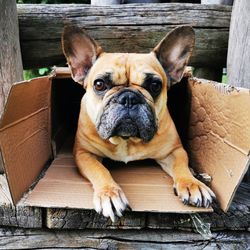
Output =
[
  {"x1": 0, "y1": 0, "x2": 23, "y2": 172},
  {"x1": 0, "y1": 1, "x2": 44, "y2": 222},
  {"x1": 227, "y1": 0, "x2": 250, "y2": 88},
  {"x1": 227, "y1": 0, "x2": 250, "y2": 182}
]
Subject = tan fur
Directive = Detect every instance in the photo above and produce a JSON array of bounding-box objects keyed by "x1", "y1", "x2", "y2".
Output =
[{"x1": 62, "y1": 26, "x2": 215, "y2": 221}]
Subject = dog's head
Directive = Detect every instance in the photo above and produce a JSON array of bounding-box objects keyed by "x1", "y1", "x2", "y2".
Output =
[{"x1": 62, "y1": 26, "x2": 195, "y2": 143}]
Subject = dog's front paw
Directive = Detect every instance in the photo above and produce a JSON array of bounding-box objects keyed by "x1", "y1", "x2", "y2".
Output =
[
  {"x1": 174, "y1": 177, "x2": 216, "y2": 208},
  {"x1": 93, "y1": 183, "x2": 129, "y2": 222}
]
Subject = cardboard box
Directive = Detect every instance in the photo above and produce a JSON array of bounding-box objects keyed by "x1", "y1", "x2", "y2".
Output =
[{"x1": 0, "y1": 67, "x2": 249, "y2": 213}]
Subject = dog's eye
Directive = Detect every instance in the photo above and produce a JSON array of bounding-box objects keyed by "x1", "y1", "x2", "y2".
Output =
[
  {"x1": 150, "y1": 81, "x2": 162, "y2": 95},
  {"x1": 94, "y1": 79, "x2": 107, "y2": 92}
]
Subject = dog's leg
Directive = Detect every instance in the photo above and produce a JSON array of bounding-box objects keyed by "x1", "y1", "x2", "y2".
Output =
[
  {"x1": 75, "y1": 150, "x2": 129, "y2": 221},
  {"x1": 157, "y1": 147, "x2": 216, "y2": 208}
]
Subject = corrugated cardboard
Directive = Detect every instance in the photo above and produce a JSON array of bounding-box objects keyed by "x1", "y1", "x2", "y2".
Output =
[
  {"x1": 187, "y1": 79, "x2": 250, "y2": 211},
  {"x1": 0, "y1": 77, "x2": 52, "y2": 204},
  {"x1": 20, "y1": 145, "x2": 212, "y2": 212},
  {"x1": 0, "y1": 67, "x2": 249, "y2": 214}
]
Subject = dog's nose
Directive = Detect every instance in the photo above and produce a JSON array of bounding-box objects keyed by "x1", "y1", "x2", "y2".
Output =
[{"x1": 118, "y1": 91, "x2": 142, "y2": 108}]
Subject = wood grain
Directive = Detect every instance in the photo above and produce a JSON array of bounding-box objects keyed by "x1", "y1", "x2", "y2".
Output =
[
  {"x1": 227, "y1": 0, "x2": 250, "y2": 182},
  {"x1": 227, "y1": 0, "x2": 250, "y2": 88},
  {"x1": 46, "y1": 182, "x2": 250, "y2": 230},
  {"x1": 0, "y1": 175, "x2": 42, "y2": 228},
  {"x1": 17, "y1": 3, "x2": 232, "y2": 69},
  {"x1": 0, "y1": 227, "x2": 249, "y2": 249},
  {"x1": 0, "y1": 0, "x2": 23, "y2": 173},
  {"x1": 0, "y1": 0, "x2": 23, "y2": 117},
  {"x1": 1, "y1": 171, "x2": 249, "y2": 231}
]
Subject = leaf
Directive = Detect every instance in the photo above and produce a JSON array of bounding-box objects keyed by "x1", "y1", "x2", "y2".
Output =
[{"x1": 38, "y1": 68, "x2": 49, "y2": 75}]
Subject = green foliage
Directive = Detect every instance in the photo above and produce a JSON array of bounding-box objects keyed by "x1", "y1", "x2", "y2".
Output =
[
  {"x1": 38, "y1": 67, "x2": 50, "y2": 75},
  {"x1": 222, "y1": 74, "x2": 228, "y2": 84},
  {"x1": 23, "y1": 68, "x2": 50, "y2": 80}
]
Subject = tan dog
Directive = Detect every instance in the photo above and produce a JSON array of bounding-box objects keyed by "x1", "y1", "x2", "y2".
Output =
[{"x1": 62, "y1": 25, "x2": 215, "y2": 221}]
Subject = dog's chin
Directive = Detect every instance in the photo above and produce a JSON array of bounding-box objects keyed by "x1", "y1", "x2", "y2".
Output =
[
  {"x1": 97, "y1": 111, "x2": 157, "y2": 143},
  {"x1": 112, "y1": 119, "x2": 139, "y2": 139},
  {"x1": 109, "y1": 121, "x2": 155, "y2": 142}
]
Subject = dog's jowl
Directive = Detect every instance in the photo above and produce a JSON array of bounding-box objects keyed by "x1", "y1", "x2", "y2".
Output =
[{"x1": 62, "y1": 25, "x2": 216, "y2": 222}]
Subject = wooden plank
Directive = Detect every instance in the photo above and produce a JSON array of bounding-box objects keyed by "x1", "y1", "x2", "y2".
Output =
[
  {"x1": 227, "y1": 0, "x2": 250, "y2": 88},
  {"x1": 0, "y1": 175, "x2": 42, "y2": 228},
  {"x1": 0, "y1": 227, "x2": 249, "y2": 249},
  {"x1": 227, "y1": 0, "x2": 250, "y2": 182},
  {"x1": 0, "y1": 0, "x2": 23, "y2": 117},
  {"x1": 46, "y1": 209, "x2": 146, "y2": 229},
  {"x1": 46, "y1": 182, "x2": 250, "y2": 230},
  {"x1": 201, "y1": 0, "x2": 233, "y2": 4},
  {"x1": 91, "y1": 0, "x2": 123, "y2": 4},
  {"x1": 17, "y1": 3, "x2": 232, "y2": 69},
  {"x1": 0, "y1": 171, "x2": 249, "y2": 231},
  {"x1": 194, "y1": 0, "x2": 227, "y2": 82},
  {"x1": 147, "y1": 183, "x2": 250, "y2": 231},
  {"x1": 0, "y1": 0, "x2": 23, "y2": 173}
]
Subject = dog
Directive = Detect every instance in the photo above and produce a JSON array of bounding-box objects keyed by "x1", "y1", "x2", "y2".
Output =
[{"x1": 61, "y1": 25, "x2": 216, "y2": 221}]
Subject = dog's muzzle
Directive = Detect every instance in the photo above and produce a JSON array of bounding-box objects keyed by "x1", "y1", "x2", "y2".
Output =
[{"x1": 96, "y1": 89, "x2": 157, "y2": 142}]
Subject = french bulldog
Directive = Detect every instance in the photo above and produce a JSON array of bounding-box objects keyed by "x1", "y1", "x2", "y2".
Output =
[{"x1": 61, "y1": 25, "x2": 216, "y2": 221}]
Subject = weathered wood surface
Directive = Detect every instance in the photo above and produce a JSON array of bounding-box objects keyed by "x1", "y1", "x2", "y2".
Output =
[
  {"x1": 1, "y1": 172, "x2": 250, "y2": 232},
  {"x1": 0, "y1": 0, "x2": 23, "y2": 116},
  {"x1": 201, "y1": 0, "x2": 233, "y2": 4},
  {"x1": 227, "y1": 0, "x2": 250, "y2": 88},
  {"x1": 1, "y1": 171, "x2": 249, "y2": 231},
  {"x1": 0, "y1": 0, "x2": 23, "y2": 173},
  {"x1": 17, "y1": 3, "x2": 232, "y2": 69},
  {"x1": 91, "y1": 0, "x2": 123, "y2": 4},
  {"x1": 0, "y1": 176, "x2": 42, "y2": 228},
  {"x1": 227, "y1": 0, "x2": 250, "y2": 181},
  {"x1": 46, "y1": 182, "x2": 250, "y2": 230},
  {"x1": 0, "y1": 228, "x2": 249, "y2": 250}
]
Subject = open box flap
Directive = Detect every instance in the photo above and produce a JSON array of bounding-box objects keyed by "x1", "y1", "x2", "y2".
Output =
[
  {"x1": 187, "y1": 78, "x2": 250, "y2": 211},
  {"x1": 0, "y1": 76, "x2": 52, "y2": 204}
]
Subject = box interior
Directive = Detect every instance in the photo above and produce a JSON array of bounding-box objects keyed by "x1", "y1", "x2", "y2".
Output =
[
  {"x1": 50, "y1": 76, "x2": 191, "y2": 155},
  {"x1": 1, "y1": 69, "x2": 250, "y2": 213},
  {"x1": 20, "y1": 76, "x2": 212, "y2": 212}
]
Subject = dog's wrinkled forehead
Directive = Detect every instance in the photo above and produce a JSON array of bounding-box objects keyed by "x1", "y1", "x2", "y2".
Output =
[
  {"x1": 62, "y1": 26, "x2": 195, "y2": 88},
  {"x1": 87, "y1": 52, "x2": 166, "y2": 87}
]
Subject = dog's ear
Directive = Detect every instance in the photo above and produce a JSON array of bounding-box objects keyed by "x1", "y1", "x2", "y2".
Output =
[
  {"x1": 62, "y1": 25, "x2": 103, "y2": 86},
  {"x1": 153, "y1": 26, "x2": 195, "y2": 85}
]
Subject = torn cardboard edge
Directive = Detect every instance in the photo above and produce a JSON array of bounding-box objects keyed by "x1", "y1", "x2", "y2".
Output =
[
  {"x1": 0, "y1": 67, "x2": 249, "y2": 214},
  {"x1": 187, "y1": 77, "x2": 250, "y2": 211}
]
